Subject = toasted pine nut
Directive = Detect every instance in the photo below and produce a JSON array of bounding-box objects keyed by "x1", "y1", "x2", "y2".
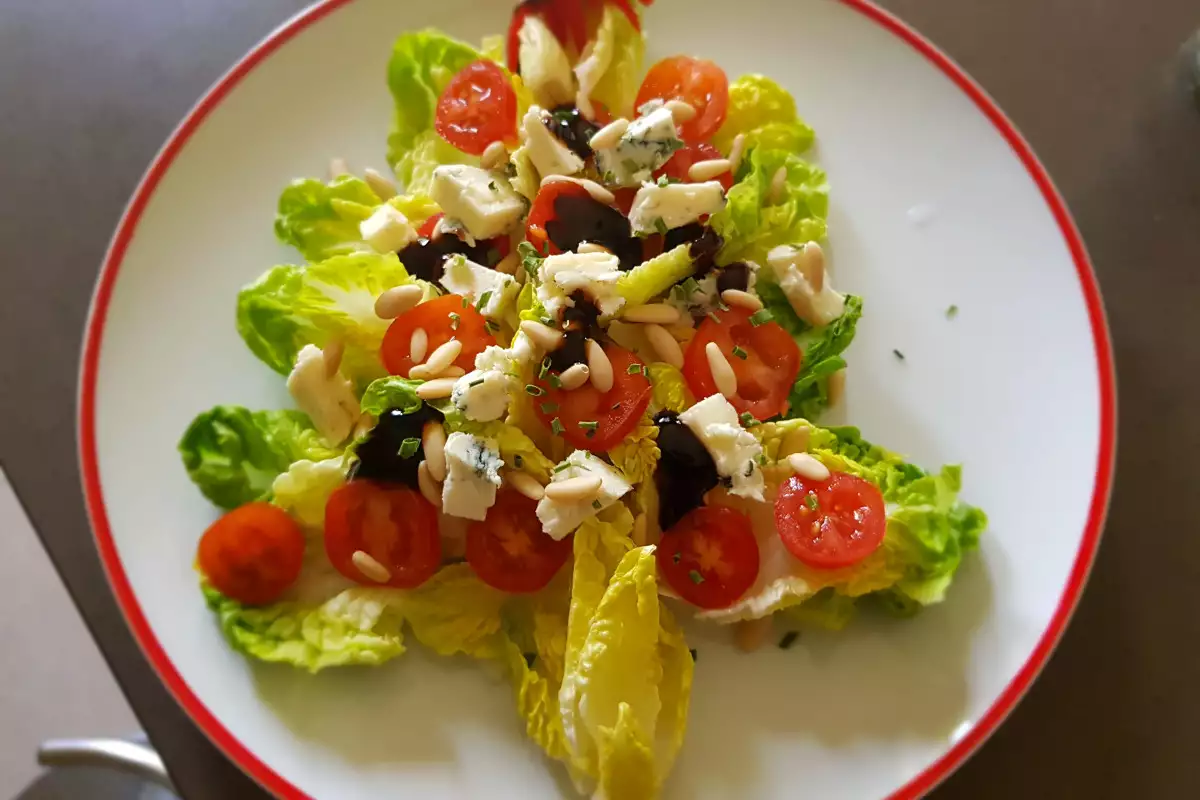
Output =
[
  {"x1": 787, "y1": 452, "x2": 831, "y2": 482},
  {"x1": 495, "y1": 251, "x2": 519, "y2": 275},
  {"x1": 560, "y1": 363, "x2": 590, "y2": 390},
  {"x1": 803, "y1": 241, "x2": 826, "y2": 291},
  {"x1": 586, "y1": 340, "x2": 614, "y2": 393},
  {"x1": 438, "y1": 366, "x2": 466, "y2": 379},
  {"x1": 540, "y1": 174, "x2": 616, "y2": 206},
  {"x1": 422, "y1": 421, "x2": 447, "y2": 482},
  {"x1": 505, "y1": 470, "x2": 545, "y2": 501},
  {"x1": 728, "y1": 133, "x2": 746, "y2": 174},
  {"x1": 375, "y1": 284, "x2": 423, "y2": 319},
  {"x1": 410, "y1": 327, "x2": 428, "y2": 364},
  {"x1": 665, "y1": 99, "x2": 697, "y2": 123},
  {"x1": 322, "y1": 338, "x2": 344, "y2": 378},
  {"x1": 352, "y1": 550, "x2": 392, "y2": 583},
  {"x1": 417, "y1": 461, "x2": 443, "y2": 508},
  {"x1": 329, "y1": 157, "x2": 349, "y2": 179},
  {"x1": 623, "y1": 303, "x2": 680, "y2": 325},
  {"x1": 769, "y1": 166, "x2": 788, "y2": 205},
  {"x1": 688, "y1": 158, "x2": 732, "y2": 182},
  {"x1": 721, "y1": 288, "x2": 763, "y2": 312},
  {"x1": 645, "y1": 324, "x2": 684, "y2": 369},
  {"x1": 632, "y1": 513, "x2": 648, "y2": 547},
  {"x1": 423, "y1": 339, "x2": 462, "y2": 376},
  {"x1": 827, "y1": 368, "x2": 846, "y2": 407},
  {"x1": 416, "y1": 378, "x2": 456, "y2": 400},
  {"x1": 544, "y1": 474, "x2": 603, "y2": 502},
  {"x1": 480, "y1": 140, "x2": 507, "y2": 170},
  {"x1": 588, "y1": 117, "x2": 629, "y2": 150},
  {"x1": 705, "y1": 342, "x2": 738, "y2": 398},
  {"x1": 577, "y1": 241, "x2": 611, "y2": 255},
  {"x1": 363, "y1": 168, "x2": 397, "y2": 200},
  {"x1": 735, "y1": 617, "x2": 772, "y2": 652},
  {"x1": 519, "y1": 319, "x2": 564, "y2": 350}
]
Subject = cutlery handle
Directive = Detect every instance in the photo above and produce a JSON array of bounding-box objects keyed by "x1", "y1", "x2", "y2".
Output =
[{"x1": 37, "y1": 737, "x2": 175, "y2": 793}]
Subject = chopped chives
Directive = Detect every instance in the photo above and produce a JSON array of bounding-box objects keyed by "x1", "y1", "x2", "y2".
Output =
[
  {"x1": 739, "y1": 411, "x2": 759, "y2": 428},
  {"x1": 540, "y1": 401, "x2": 559, "y2": 414},
  {"x1": 539, "y1": 357, "x2": 551, "y2": 379},
  {"x1": 688, "y1": 569, "x2": 705, "y2": 585},
  {"x1": 707, "y1": 311, "x2": 721, "y2": 324},
  {"x1": 946, "y1": 304, "x2": 959, "y2": 319},
  {"x1": 525, "y1": 384, "x2": 545, "y2": 396},
  {"x1": 476, "y1": 290, "x2": 493, "y2": 311},
  {"x1": 654, "y1": 217, "x2": 669, "y2": 236},
  {"x1": 398, "y1": 437, "x2": 420, "y2": 458},
  {"x1": 549, "y1": 374, "x2": 563, "y2": 388},
  {"x1": 680, "y1": 277, "x2": 701, "y2": 296},
  {"x1": 778, "y1": 631, "x2": 799, "y2": 650},
  {"x1": 804, "y1": 494, "x2": 819, "y2": 510},
  {"x1": 485, "y1": 319, "x2": 500, "y2": 333},
  {"x1": 626, "y1": 363, "x2": 643, "y2": 375},
  {"x1": 732, "y1": 345, "x2": 748, "y2": 360},
  {"x1": 554, "y1": 462, "x2": 572, "y2": 473},
  {"x1": 551, "y1": 417, "x2": 564, "y2": 435},
  {"x1": 461, "y1": 296, "x2": 470, "y2": 308},
  {"x1": 448, "y1": 312, "x2": 461, "y2": 330},
  {"x1": 893, "y1": 349, "x2": 906, "y2": 361},
  {"x1": 469, "y1": 378, "x2": 485, "y2": 387},
  {"x1": 748, "y1": 309, "x2": 773, "y2": 326},
  {"x1": 592, "y1": 499, "x2": 602, "y2": 509}
]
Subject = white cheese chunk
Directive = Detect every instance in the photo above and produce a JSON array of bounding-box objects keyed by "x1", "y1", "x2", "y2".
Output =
[
  {"x1": 441, "y1": 432, "x2": 503, "y2": 521},
  {"x1": 766, "y1": 244, "x2": 846, "y2": 327},
  {"x1": 359, "y1": 204, "x2": 418, "y2": 253},
  {"x1": 678, "y1": 394, "x2": 765, "y2": 501},
  {"x1": 519, "y1": 16, "x2": 575, "y2": 108},
  {"x1": 451, "y1": 369, "x2": 513, "y2": 423},
  {"x1": 536, "y1": 451, "x2": 632, "y2": 539},
  {"x1": 593, "y1": 107, "x2": 683, "y2": 187},
  {"x1": 521, "y1": 106, "x2": 585, "y2": 178},
  {"x1": 628, "y1": 180, "x2": 727, "y2": 235},
  {"x1": 430, "y1": 165, "x2": 526, "y2": 241},
  {"x1": 285, "y1": 344, "x2": 360, "y2": 446},
  {"x1": 536, "y1": 250, "x2": 626, "y2": 319},
  {"x1": 439, "y1": 254, "x2": 518, "y2": 318}
]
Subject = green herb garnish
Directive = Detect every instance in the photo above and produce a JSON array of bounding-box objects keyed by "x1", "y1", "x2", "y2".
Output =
[
  {"x1": 539, "y1": 357, "x2": 552, "y2": 379},
  {"x1": 525, "y1": 384, "x2": 545, "y2": 396},
  {"x1": 778, "y1": 631, "x2": 799, "y2": 650},
  {"x1": 732, "y1": 345, "x2": 748, "y2": 360},
  {"x1": 748, "y1": 309, "x2": 773, "y2": 326},
  {"x1": 448, "y1": 312, "x2": 461, "y2": 330},
  {"x1": 689, "y1": 570, "x2": 705, "y2": 585},
  {"x1": 946, "y1": 304, "x2": 959, "y2": 319},
  {"x1": 398, "y1": 438, "x2": 420, "y2": 458},
  {"x1": 893, "y1": 349, "x2": 906, "y2": 361},
  {"x1": 739, "y1": 411, "x2": 759, "y2": 428},
  {"x1": 540, "y1": 401, "x2": 559, "y2": 414},
  {"x1": 475, "y1": 290, "x2": 493, "y2": 311},
  {"x1": 554, "y1": 462, "x2": 572, "y2": 473},
  {"x1": 551, "y1": 417, "x2": 564, "y2": 435},
  {"x1": 469, "y1": 378, "x2": 485, "y2": 387},
  {"x1": 654, "y1": 217, "x2": 669, "y2": 236},
  {"x1": 592, "y1": 499, "x2": 602, "y2": 509},
  {"x1": 804, "y1": 493, "x2": 818, "y2": 510}
]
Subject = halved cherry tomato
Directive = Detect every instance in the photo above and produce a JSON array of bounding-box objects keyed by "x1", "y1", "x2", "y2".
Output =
[
  {"x1": 466, "y1": 490, "x2": 572, "y2": 593},
  {"x1": 417, "y1": 212, "x2": 444, "y2": 239},
  {"x1": 655, "y1": 141, "x2": 734, "y2": 191},
  {"x1": 636, "y1": 56, "x2": 729, "y2": 142},
  {"x1": 435, "y1": 60, "x2": 518, "y2": 155},
  {"x1": 526, "y1": 180, "x2": 593, "y2": 255},
  {"x1": 324, "y1": 481, "x2": 442, "y2": 588},
  {"x1": 533, "y1": 342, "x2": 651, "y2": 451},
  {"x1": 682, "y1": 305, "x2": 801, "y2": 421},
  {"x1": 197, "y1": 502, "x2": 305, "y2": 606},
  {"x1": 656, "y1": 506, "x2": 759, "y2": 609},
  {"x1": 381, "y1": 293, "x2": 496, "y2": 377},
  {"x1": 775, "y1": 472, "x2": 886, "y2": 570}
]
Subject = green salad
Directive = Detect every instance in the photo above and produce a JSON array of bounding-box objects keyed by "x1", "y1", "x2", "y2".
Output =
[{"x1": 179, "y1": 1, "x2": 986, "y2": 794}]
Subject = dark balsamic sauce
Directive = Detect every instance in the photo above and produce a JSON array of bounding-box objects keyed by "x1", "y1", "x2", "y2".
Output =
[
  {"x1": 546, "y1": 105, "x2": 601, "y2": 161},
  {"x1": 349, "y1": 405, "x2": 444, "y2": 489},
  {"x1": 664, "y1": 222, "x2": 706, "y2": 252},
  {"x1": 545, "y1": 194, "x2": 643, "y2": 270},
  {"x1": 653, "y1": 410, "x2": 720, "y2": 532},
  {"x1": 547, "y1": 291, "x2": 602, "y2": 372},
  {"x1": 396, "y1": 234, "x2": 497, "y2": 285},
  {"x1": 716, "y1": 261, "x2": 751, "y2": 293},
  {"x1": 688, "y1": 228, "x2": 724, "y2": 277}
]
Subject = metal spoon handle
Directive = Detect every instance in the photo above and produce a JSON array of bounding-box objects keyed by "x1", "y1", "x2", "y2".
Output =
[{"x1": 37, "y1": 737, "x2": 175, "y2": 792}]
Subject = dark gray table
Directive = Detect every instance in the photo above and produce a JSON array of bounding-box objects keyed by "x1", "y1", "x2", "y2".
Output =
[{"x1": 2, "y1": 1, "x2": 1198, "y2": 797}]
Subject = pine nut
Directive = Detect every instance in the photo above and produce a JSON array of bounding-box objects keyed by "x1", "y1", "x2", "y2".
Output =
[
  {"x1": 827, "y1": 368, "x2": 846, "y2": 407},
  {"x1": 322, "y1": 338, "x2": 344, "y2": 378},
  {"x1": 645, "y1": 324, "x2": 684, "y2": 369},
  {"x1": 721, "y1": 289, "x2": 763, "y2": 312},
  {"x1": 586, "y1": 339, "x2": 614, "y2": 393},
  {"x1": 560, "y1": 363, "x2": 590, "y2": 391},
  {"x1": 352, "y1": 550, "x2": 392, "y2": 583},
  {"x1": 623, "y1": 303, "x2": 680, "y2": 324},
  {"x1": 417, "y1": 461, "x2": 443, "y2": 508},
  {"x1": 329, "y1": 157, "x2": 349, "y2": 179},
  {"x1": 728, "y1": 133, "x2": 746, "y2": 174},
  {"x1": 588, "y1": 117, "x2": 629, "y2": 150},
  {"x1": 632, "y1": 513, "x2": 648, "y2": 546},
  {"x1": 665, "y1": 99, "x2": 697, "y2": 123},
  {"x1": 519, "y1": 319, "x2": 564, "y2": 350},
  {"x1": 577, "y1": 241, "x2": 611, "y2": 255},
  {"x1": 705, "y1": 341, "x2": 738, "y2": 398},
  {"x1": 363, "y1": 168, "x2": 397, "y2": 200},
  {"x1": 438, "y1": 366, "x2": 466, "y2": 379},
  {"x1": 495, "y1": 251, "x2": 519, "y2": 274},
  {"x1": 540, "y1": 174, "x2": 616, "y2": 206},
  {"x1": 544, "y1": 474, "x2": 603, "y2": 502},
  {"x1": 803, "y1": 241, "x2": 826, "y2": 291},
  {"x1": 735, "y1": 617, "x2": 772, "y2": 652},
  {"x1": 423, "y1": 339, "x2": 462, "y2": 376},
  {"x1": 410, "y1": 327, "x2": 428, "y2": 364},
  {"x1": 422, "y1": 421, "x2": 447, "y2": 482},
  {"x1": 416, "y1": 378, "x2": 456, "y2": 400},
  {"x1": 374, "y1": 284, "x2": 423, "y2": 319},
  {"x1": 505, "y1": 470, "x2": 545, "y2": 501},
  {"x1": 480, "y1": 140, "x2": 508, "y2": 170},
  {"x1": 769, "y1": 166, "x2": 788, "y2": 205},
  {"x1": 787, "y1": 452, "x2": 831, "y2": 482},
  {"x1": 688, "y1": 158, "x2": 732, "y2": 182}
]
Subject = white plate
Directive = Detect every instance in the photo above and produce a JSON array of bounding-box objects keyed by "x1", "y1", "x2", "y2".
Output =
[{"x1": 78, "y1": 0, "x2": 1115, "y2": 797}]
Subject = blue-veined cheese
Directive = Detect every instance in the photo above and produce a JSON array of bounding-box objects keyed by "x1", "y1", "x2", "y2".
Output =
[
  {"x1": 627, "y1": 180, "x2": 727, "y2": 235},
  {"x1": 430, "y1": 165, "x2": 526, "y2": 241},
  {"x1": 593, "y1": 107, "x2": 683, "y2": 187},
  {"x1": 441, "y1": 432, "x2": 503, "y2": 521},
  {"x1": 536, "y1": 250, "x2": 626, "y2": 319},
  {"x1": 536, "y1": 451, "x2": 632, "y2": 539}
]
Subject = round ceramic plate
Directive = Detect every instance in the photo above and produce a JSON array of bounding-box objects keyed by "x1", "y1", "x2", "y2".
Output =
[{"x1": 79, "y1": 0, "x2": 1115, "y2": 797}]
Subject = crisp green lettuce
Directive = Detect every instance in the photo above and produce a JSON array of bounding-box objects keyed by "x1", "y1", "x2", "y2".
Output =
[
  {"x1": 395, "y1": 130, "x2": 479, "y2": 197},
  {"x1": 359, "y1": 376, "x2": 424, "y2": 416},
  {"x1": 712, "y1": 75, "x2": 815, "y2": 155},
  {"x1": 617, "y1": 245, "x2": 696, "y2": 308},
  {"x1": 236, "y1": 252, "x2": 411, "y2": 382},
  {"x1": 179, "y1": 407, "x2": 337, "y2": 510},
  {"x1": 646, "y1": 362, "x2": 690, "y2": 414},
  {"x1": 576, "y1": 5, "x2": 645, "y2": 119},
  {"x1": 270, "y1": 457, "x2": 346, "y2": 529},
  {"x1": 403, "y1": 564, "x2": 508, "y2": 658},
  {"x1": 609, "y1": 414, "x2": 659, "y2": 485},
  {"x1": 785, "y1": 588, "x2": 858, "y2": 631}
]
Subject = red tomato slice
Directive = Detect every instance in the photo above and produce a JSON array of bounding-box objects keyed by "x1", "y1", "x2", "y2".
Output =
[
  {"x1": 682, "y1": 305, "x2": 801, "y2": 420},
  {"x1": 532, "y1": 342, "x2": 651, "y2": 451},
  {"x1": 416, "y1": 212, "x2": 444, "y2": 239},
  {"x1": 775, "y1": 472, "x2": 886, "y2": 569},
  {"x1": 656, "y1": 506, "x2": 759, "y2": 609},
  {"x1": 654, "y1": 141, "x2": 733, "y2": 191},
  {"x1": 324, "y1": 481, "x2": 442, "y2": 588},
  {"x1": 636, "y1": 56, "x2": 730, "y2": 142},
  {"x1": 466, "y1": 490, "x2": 572, "y2": 593},
  {"x1": 435, "y1": 60, "x2": 518, "y2": 156},
  {"x1": 526, "y1": 180, "x2": 593, "y2": 255},
  {"x1": 197, "y1": 502, "x2": 305, "y2": 606},
  {"x1": 381, "y1": 294, "x2": 496, "y2": 378}
]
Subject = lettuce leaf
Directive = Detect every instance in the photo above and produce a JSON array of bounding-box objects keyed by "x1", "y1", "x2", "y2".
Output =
[
  {"x1": 646, "y1": 362, "x2": 691, "y2": 414},
  {"x1": 576, "y1": 4, "x2": 645, "y2": 119},
  {"x1": 617, "y1": 245, "x2": 696, "y2": 308},
  {"x1": 179, "y1": 407, "x2": 338, "y2": 510},
  {"x1": 712, "y1": 75, "x2": 815, "y2": 156},
  {"x1": 359, "y1": 376, "x2": 424, "y2": 416},
  {"x1": 402, "y1": 564, "x2": 507, "y2": 658},
  {"x1": 788, "y1": 294, "x2": 863, "y2": 420},
  {"x1": 395, "y1": 129, "x2": 479, "y2": 197},
  {"x1": 236, "y1": 252, "x2": 411, "y2": 382},
  {"x1": 609, "y1": 413, "x2": 660, "y2": 485},
  {"x1": 270, "y1": 457, "x2": 346, "y2": 529},
  {"x1": 444, "y1": 418, "x2": 557, "y2": 483}
]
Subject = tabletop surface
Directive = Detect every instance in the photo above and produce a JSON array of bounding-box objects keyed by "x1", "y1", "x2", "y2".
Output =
[{"x1": 2, "y1": 0, "x2": 1198, "y2": 797}]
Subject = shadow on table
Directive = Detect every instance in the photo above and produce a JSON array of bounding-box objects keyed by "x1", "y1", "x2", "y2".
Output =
[{"x1": 12, "y1": 767, "x2": 176, "y2": 800}]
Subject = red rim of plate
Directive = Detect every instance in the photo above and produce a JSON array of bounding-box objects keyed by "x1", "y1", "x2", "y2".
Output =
[{"x1": 76, "y1": 1, "x2": 1117, "y2": 797}]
